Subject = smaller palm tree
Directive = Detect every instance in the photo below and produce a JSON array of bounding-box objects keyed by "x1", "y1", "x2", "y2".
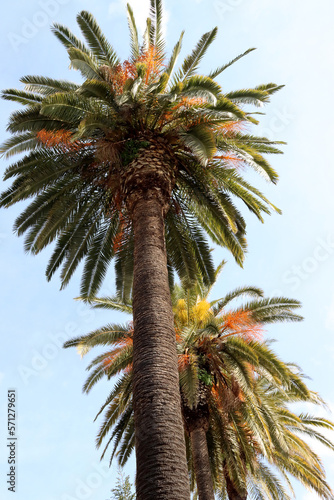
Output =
[{"x1": 64, "y1": 273, "x2": 334, "y2": 499}]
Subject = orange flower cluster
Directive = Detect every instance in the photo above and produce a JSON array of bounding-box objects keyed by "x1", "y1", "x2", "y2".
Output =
[
  {"x1": 108, "y1": 47, "x2": 164, "y2": 94},
  {"x1": 161, "y1": 97, "x2": 205, "y2": 125},
  {"x1": 221, "y1": 310, "x2": 263, "y2": 342},
  {"x1": 173, "y1": 97, "x2": 205, "y2": 111},
  {"x1": 219, "y1": 121, "x2": 244, "y2": 134},
  {"x1": 37, "y1": 129, "x2": 81, "y2": 151},
  {"x1": 213, "y1": 152, "x2": 243, "y2": 169},
  {"x1": 137, "y1": 46, "x2": 164, "y2": 85},
  {"x1": 108, "y1": 61, "x2": 137, "y2": 95}
]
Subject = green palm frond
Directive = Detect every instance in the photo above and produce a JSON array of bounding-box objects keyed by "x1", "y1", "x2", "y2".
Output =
[
  {"x1": 67, "y1": 47, "x2": 102, "y2": 81},
  {"x1": 127, "y1": 4, "x2": 139, "y2": 61},
  {"x1": 21, "y1": 75, "x2": 80, "y2": 96},
  {"x1": 165, "y1": 207, "x2": 215, "y2": 287},
  {"x1": 5, "y1": 106, "x2": 59, "y2": 134},
  {"x1": 256, "y1": 83, "x2": 285, "y2": 95},
  {"x1": 76, "y1": 296, "x2": 132, "y2": 314},
  {"x1": 165, "y1": 31, "x2": 184, "y2": 83},
  {"x1": 1, "y1": 89, "x2": 43, "y2": 106},
  {"x1": 225, "y1": 88, "x2": 273, "y2": 107},
  {"x1": 80, "y1": 216, "x2": 121, "y2": 297},
  {"x1": 76, "y1": 11, "x2": 120, "y2": 67},
  {"x1": 209, "y1": 47, "x2": 256, "y2": 79},
  {"x1": 44, "y1": 198, "x2": 102, "y2": 282},
  {"x1": 243, "y1": 297, "x2": 303, "y2": 323},
  {"x1": 178, "y1": 75, "x2": 222, "y2": 104},
  {"x1": 149, "y1": 0, "x2": 165, "y2": 59},
  {"x1": 179, "y1": 354, "x2": 200, "y2": 408},
  {"x1": 51, "y1": 22, "x2": 90, "y2": 54},
  {"x1": 180, "y1": 126, "x2": 216, "y2": 165},
  {"x1": 0, "y1": 132, "x2": 40, "y2": 158},
  {"x1": 173, "y1": 27, "x2": 218, "y2": 84},
  {"x1": 64, "y1": 323, "x2": 130, "y2": 350},
  {"x1": 211, "y1": 286, "x2": 264, "y2": 314},
  {"x1": 77, "y1": 79, "x2": 117, "y2": 105},
  {"x1": 114, "y1": 228, "x2": 134, "y2": 304}
]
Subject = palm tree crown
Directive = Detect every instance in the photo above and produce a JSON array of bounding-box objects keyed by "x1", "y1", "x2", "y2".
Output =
[{"x1": 1, "y1": 2, "x2": 283, "y2": 297}]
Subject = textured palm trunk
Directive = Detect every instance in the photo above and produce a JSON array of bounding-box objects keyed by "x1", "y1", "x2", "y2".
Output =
[
  {"x1": 126, "y1": 144, "x2": 190, "y2": 500},
  {"x1": 190, "y1": 427, "x2": 215, "y2": 500}
]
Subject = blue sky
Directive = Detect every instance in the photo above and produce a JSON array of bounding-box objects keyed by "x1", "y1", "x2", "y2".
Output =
[{"x1": 1, "y1": 1, "x2": 334, "y2": 499}]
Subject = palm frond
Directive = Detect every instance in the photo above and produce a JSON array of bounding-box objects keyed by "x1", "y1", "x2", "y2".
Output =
[
  {"x1": 21, "y1": 75, "x2": 79, "y2": 96},
  {"x1": 209, "y1": 48, "x2": 256, "y2": 79},
  {"x1": 149, "y1": 0, "x2": 165, "y2": 59},
  {"x1": 127, "y1": 4, "x2": 139, "y2": 61},
  {"x1": 80, "y1": 215, "x2": 120, "y2": 297},
  {"x1": 77, "y1": 11, "x2": 120, "y2": 66},
  {"x1": 211, "y1": 286, "x2": 264, "y2": 315},
  {"x1": 0, "y1": 132, "x2": 40, "y2": 158},
  {"x1": 173, "y1": 27, "x2": 218, "y2": 83},
  {"x1": 67, "y1": 47, "x2": 102, "y2": 81},
  {"x1": 52, "y1": 22, "x2": 90, "y2": 54},
  {"x1": 1, "y1": 89, "x2": 42, "y2": 106}
]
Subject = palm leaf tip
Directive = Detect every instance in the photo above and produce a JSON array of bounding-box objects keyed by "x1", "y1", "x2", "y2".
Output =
[
  {"x1": 127, "y1": 3, "x2": 139, "y2": 60},
  {"x1": 76, "y1": 11, "x2": 120, "y2": 66},
  {"x1": 149, "y1": 0, "x2": 165, "y2": 52},
  {"x1": 209, "y1": 47, "x2": 256, "y2": 80}
]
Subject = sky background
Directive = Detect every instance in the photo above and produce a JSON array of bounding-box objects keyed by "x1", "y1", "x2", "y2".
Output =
[{"x1": 1, "y1": 0, "x2": 334, "y2": 499}]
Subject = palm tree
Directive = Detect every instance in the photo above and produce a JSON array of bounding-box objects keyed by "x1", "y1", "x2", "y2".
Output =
[
  {"x1": 64, "y1": 276, "x2": 334, "y2": 499},
  {"x1": 1, "y1": 3, "x2": 284, "y2": 498}
]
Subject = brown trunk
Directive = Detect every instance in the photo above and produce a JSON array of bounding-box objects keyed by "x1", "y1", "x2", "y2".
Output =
[
  {"x1": 190, "y1": 427, "x2": 215, "y2": 500},
  {"x1": 131, "y1": 194, "x2": 190, "y2": 500},
  {"x1": 225, "y1": 473, "x2": 247, "y2": 500}
]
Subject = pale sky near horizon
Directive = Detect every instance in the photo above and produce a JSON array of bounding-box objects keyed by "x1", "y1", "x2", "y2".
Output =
[{"x1": 1, "y1": 1, "x2": 334, "y2": 499}]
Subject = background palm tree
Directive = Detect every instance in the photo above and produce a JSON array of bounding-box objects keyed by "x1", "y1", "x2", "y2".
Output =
[
  {"x1": 64, "y1": 273, "x2": 334, "y2": 499},
  {"x1": 1, "y1": 3, "x2": 284, "y2": 498}
]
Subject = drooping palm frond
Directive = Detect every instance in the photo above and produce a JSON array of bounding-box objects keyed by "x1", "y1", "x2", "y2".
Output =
[
  {"x1": 2, "y1": 89, "x2": 43, "y2": 106},
  {"x1": 20, "y1": 75, "x2": 80, "y2": 96}
]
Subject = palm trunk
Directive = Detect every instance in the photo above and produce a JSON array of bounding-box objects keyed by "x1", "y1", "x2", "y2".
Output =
[
  {"x1": 131, "y1": 194, "x2": 190, "y2": 500},
  {"x1": 190, "y1": 427, "x2": 215, "y2": 500}
]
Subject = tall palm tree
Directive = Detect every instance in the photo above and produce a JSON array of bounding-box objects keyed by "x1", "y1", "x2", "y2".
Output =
[
  {"x1": 64, "y1": 277, "x2": 334, "y2": 499},
  {"x1": 1, "y1": 3, "x2": 284, "y2": 498}
]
